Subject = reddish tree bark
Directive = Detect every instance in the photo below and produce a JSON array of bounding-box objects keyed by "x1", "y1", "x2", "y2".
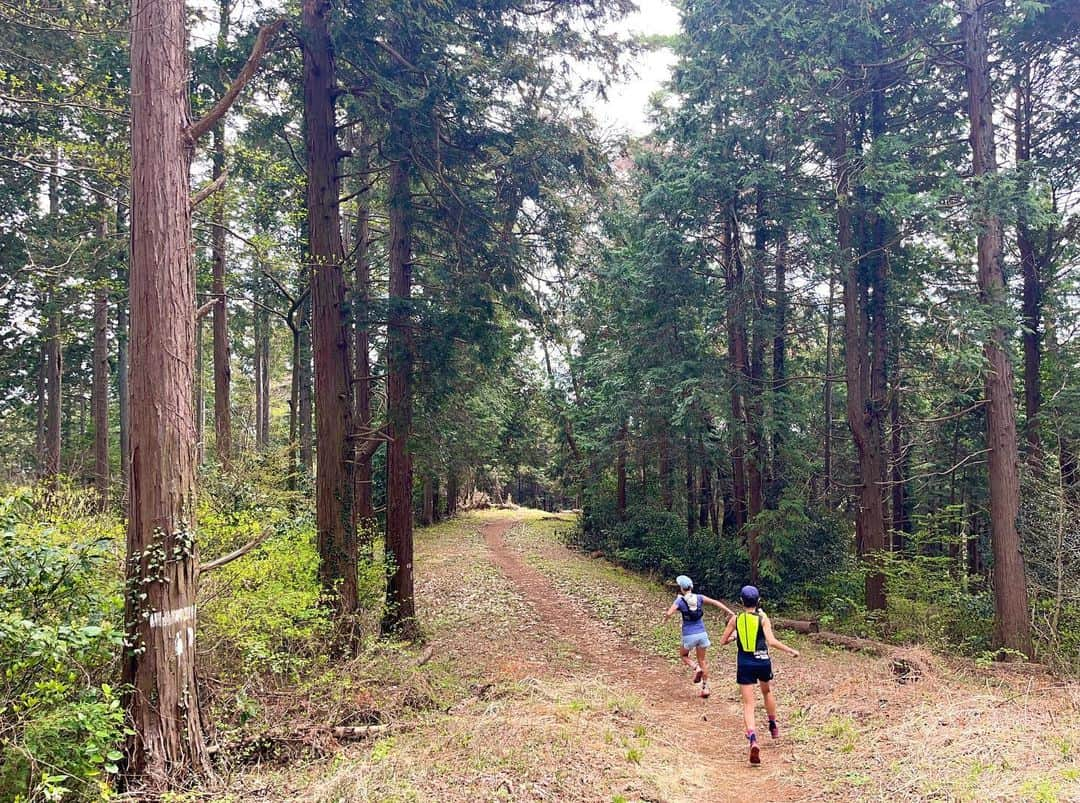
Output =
[
  {"x1": 352, "y1": 126, "x2": 375, "y2": 535},
  {"x1": 385, "y1": 139, "x2": 417, "y2": 636},
  {"x1": 92, "y1": 209, "x2": 110, "y2": 506},
  {"x1": 725, "y1": 212, "x2": 749, "y2": 531},
  {"x1": 210, "y1": 111, "x2": 232, "y2": 468},
  {"x1": 836, "y1": 109, "x2": 888, "y2": 611},
  {"x1": 303, "y1": 0, "x2": 358, "y2": 623},
  {"x1": 961, "y1": 0, "x2": 1032, "y2": 657},
  {"x1": 123, "y1": 0, "x2": 209, "y2": 780},
  {"x1": 1014, "y1": 63, "x2": 1043, "y2": 473}
]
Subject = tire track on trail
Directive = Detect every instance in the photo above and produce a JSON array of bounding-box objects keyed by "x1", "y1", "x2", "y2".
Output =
[{"x1": 481, "y1": 518, "x2": 798, "y2": 803}]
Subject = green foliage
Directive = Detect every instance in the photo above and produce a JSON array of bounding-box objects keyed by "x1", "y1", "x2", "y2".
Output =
[
  {"x1": 575, "y1": 487, "x2": 847, "y2": 606},
  {"x1": 0, "y1": 488, "x2": 128, "y2": 802}
]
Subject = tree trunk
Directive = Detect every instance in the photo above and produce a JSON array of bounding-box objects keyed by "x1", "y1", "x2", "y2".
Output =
[
  {"x1": 747, "y1": 195, "x2": 767, "y2": 527},
  {"x1": 93, "y1": 209, "x2": 110, "y2": 506},
  {"x1": 288, "y1": 319, "x2": 300, "y2": 486},
  {"x1": 43, "y1": 161, "x2": 62, "y2": 484},
  {"x1": 35, "y1": 346, "x2": 46, "y2": 468},
  {"x1": 209, "y1": 0, "x2": 232, "y2": 470},
  {"x1": 384, "y1": 106, "x2": 417, "y2": 637},
  {"x1": 616, "y1": 424, "x2": 627, "y2": 519},
  {"x1": 303, "y1": 0, "x2": 358, "y2": 625},
  {"x1": 837, "y1": 111, "x2": 887, "y2": 612},
  {"x1": 823, "y1": 269, "x2": 835, "y2": 499},
  {"x1": 698, "y1": 438, "x2": 710, "y2": 530},
  {"x1": 446, "y1": 469, "x2": 458, "y2": 517},
  {"x1": 685, "y1": 433, "x2": 695, "y2": 539},
  {"x1": 1014, "y1": 64, "x2": 1043, "y2": 473},
  {"x1": 726, "y1": 212, "x2": 748, "y2": 530},
  {"x1": 116, "y1": 194, "x2": 131, "y2": 498},
  {"x1": 422, "y1": 475, "x2": 435, "y2": 526},
  {"x1": 658, "y1": 428, "x2": 673, "y2": 511},
  {"x1": 123, "y1": 0, "x2": 209, "y2": 781},
  {"x1": 298, "y1": 292, "x2": 314, "y2": 475},
  {"x1": 771, "y1": 230, "x2": 788, "y2": 503},
  {"x1": 195, "y1": 315, "x2": 205, "y2": 465},
  {"x1": 961, "y1": 0, "x2": 1032, "y2": 657},
  {"x1": 352, "y1": 126, "x2": 375, "y2": 534}
]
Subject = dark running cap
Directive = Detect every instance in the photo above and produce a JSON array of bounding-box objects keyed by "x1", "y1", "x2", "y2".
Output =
[{"x1": 740, "y1": 585, "x2": 760, "y2": 606}]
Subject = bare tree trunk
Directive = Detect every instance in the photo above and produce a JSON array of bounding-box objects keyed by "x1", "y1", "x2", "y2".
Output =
[
  {"x1": 616, "y1": 424, "x2": 627, "y2": 518},
  {"x1": 1014, "y1": 64, "x2": 1043, "y2": 473},
  {"x1": 116, "y1": 194, "x2": 131, "y2": 497},
  {"x1": 771, "y1": 230, "x2": 788, "y2": 503},
  {"x1": 93, "y1": 208, "x2": 110, "y2": 506},
  {"x1": 303, "y1": 0, "x2": 358, "y2": 625},
  {"x1": 43, "y1": 160, "x2": 62, "y2": 484},
  {"x1": 658, "y1": 428, "x2": 673, "y2": 511},
  {"x1": 298, "y1": 292, "x2": 314, "y2": 475},
  {"x1": 446, "y1": 469, "x2": 458, "y2": 517},
  {"x1": 837, "y1": 112, "x2": 887, "y2": 612},
  {"x1": 195, "y1": 316, "x2": 205, "y2": 465},
  {"x1": 823, "y1": 270, "x2": 835, "y2": 499},
  {"x1": 726, "y1": 213, "x2": 748, "y2": 530},
  {"x1": 123, "y1": 0, "x2": 209, "y2": 780},
  {"x1": 210, "y1": 0, "x2": 232, "y2": 470},
  {"x1": 698, "y1": 438, "x2": 711, "y2": 530},
  {"x1": 288, "y1": 318, "x2": 300, "y2": 487},
  {"x1": 685, "y1": 433, "x2": 695, "y2": 539},
  {"x1": 747, "y1": 198, "x2": 767, "y2": 526},
  {"x1": 384, "y1": 113, "x2": 417, "y2": 637},
  {"x1": 961, "y1": 0, "x2": 1032, "y2": 657},
  {"x1": 352, "y1": 126, "x2": 375, "y2": 539},
  {"x1": 421, "y1": 475, "x2": 434, "y2": 526},
  {"x1": 35, "y1": 345, "x2": 46, "y2": 469}
]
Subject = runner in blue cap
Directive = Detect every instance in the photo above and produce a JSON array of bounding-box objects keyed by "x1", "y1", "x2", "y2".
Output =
[
  {"x1": 661, "y1": 575, "x2": 735, "y2": 698},
  {"x1": 719, "y1": 584, "x2": 800, "y2": 764}
]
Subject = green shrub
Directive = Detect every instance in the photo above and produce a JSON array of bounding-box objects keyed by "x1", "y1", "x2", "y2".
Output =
[{"x1": 0, "y1": 487, "x2": 128, "y2": 802}]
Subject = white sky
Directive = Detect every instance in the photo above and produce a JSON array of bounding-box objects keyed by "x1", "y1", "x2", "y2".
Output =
[{"x1": 595, "y1": 0, "x2": 681, "y2": 138}]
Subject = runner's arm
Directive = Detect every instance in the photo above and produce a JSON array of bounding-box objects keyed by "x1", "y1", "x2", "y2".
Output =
[
  {"x1": 661, "y1": 601, "x2": 679, "y2": 623},
  {"x1": 720, "y1": 615, "x2": 737, "y2": 645},
  {"x1": 701, "y1": 595, "x2": 736, "y2": 618},
  {"x1": 761, "y1": 614, "x2": 800, "y2": 657}
]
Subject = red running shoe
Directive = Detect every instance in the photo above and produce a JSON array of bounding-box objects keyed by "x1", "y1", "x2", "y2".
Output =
[
  {"x1": 768, "y1": 720, "x2": 779, "y2": 739},
  {"x1": 749, "y1": 743, "x2": 760, "y2": 764}
]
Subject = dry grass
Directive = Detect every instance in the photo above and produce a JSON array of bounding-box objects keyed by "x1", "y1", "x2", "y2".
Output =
[{"x1": 212, "y1": 513, "x2": 1080, "y2": 803}]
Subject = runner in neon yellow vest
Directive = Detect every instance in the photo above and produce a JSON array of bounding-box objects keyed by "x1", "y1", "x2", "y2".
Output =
[{"x1": 720, "y1": 585, "x2": 800, "y2": 765}]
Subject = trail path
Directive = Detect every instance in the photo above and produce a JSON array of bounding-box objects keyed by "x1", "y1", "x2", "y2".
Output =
[{"x1": 481, "y1": 517, "x2": 797, "y2": 802}]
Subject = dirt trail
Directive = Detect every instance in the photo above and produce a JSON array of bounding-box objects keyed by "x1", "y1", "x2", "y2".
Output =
[{"x1": 481, "y1": 518, "x2": 798, "y2": 803}]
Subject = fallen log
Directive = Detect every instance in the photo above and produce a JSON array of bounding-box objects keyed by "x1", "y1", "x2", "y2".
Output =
[
  {"x1": 771, "y1": 617, "x2": 820, "y2": 634},
  {"x1": 808, "y1": 631, "x2": 894, "y2": 657}
]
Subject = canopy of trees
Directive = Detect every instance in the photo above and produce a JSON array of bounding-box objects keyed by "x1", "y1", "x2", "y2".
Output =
[{"x1": 0, "y1": 0, "x2": 1076, "y2": 796}]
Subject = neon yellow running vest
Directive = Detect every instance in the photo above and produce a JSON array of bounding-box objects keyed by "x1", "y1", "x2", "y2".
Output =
[{"x1": 736, "y1": 611, "x2": 769, "y2": 660}]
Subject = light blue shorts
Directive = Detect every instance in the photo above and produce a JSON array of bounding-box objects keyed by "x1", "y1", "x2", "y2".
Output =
[{"x1": 682, "y1": 632, "x2": 711, "y2": 650}]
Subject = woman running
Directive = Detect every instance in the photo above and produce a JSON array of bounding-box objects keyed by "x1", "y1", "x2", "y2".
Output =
[
  {"x1": 661, "y1": 575, "x2": 735, "y2": 698},
  {"x1": 720, "y1": 585, "x2": 800, "y2": 765}
]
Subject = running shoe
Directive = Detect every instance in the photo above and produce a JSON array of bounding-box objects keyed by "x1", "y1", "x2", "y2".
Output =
[
  {"x1": 692, "y1": 665, "x2": 703, "y2": 684},
  {"x1": 749, "y1": 743, "x2": 760, "y2": 764},
  {"x1": 768, "y1": 720, "x2": 779, "y2": 739},
  {"x1": 699, "y1": 682, "x2": 710, "y2": 698}
]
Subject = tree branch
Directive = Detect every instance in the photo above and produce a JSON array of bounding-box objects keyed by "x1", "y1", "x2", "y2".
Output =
[
  {"x1": 352, "y1": 423, "x2": 389, "y2": 460},
  {"x1": 201, "y1": 527, "x2": 274, "y2": 573},
  {"x1": 195, "y1": 297, "x2": 220, "y2": 319},
  {"x1": 191, "y1": 170, "x2": 229, "y2": 208},
  {"x1": 187, "y1": 19, "x2": 287, "y2": 142}
]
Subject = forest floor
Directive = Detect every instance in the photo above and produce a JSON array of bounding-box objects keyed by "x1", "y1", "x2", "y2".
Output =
[{"x1": 223, "y1": 510, "x2": 1080, "y2": 803}]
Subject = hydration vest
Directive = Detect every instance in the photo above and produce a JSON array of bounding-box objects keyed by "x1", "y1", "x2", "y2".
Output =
[
  {"x1": 676, "y1": 594, "x2": 704, "y2": 623},
  {"x1": 736, "y1": 611, "x2": 770, "y2": 660}
]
